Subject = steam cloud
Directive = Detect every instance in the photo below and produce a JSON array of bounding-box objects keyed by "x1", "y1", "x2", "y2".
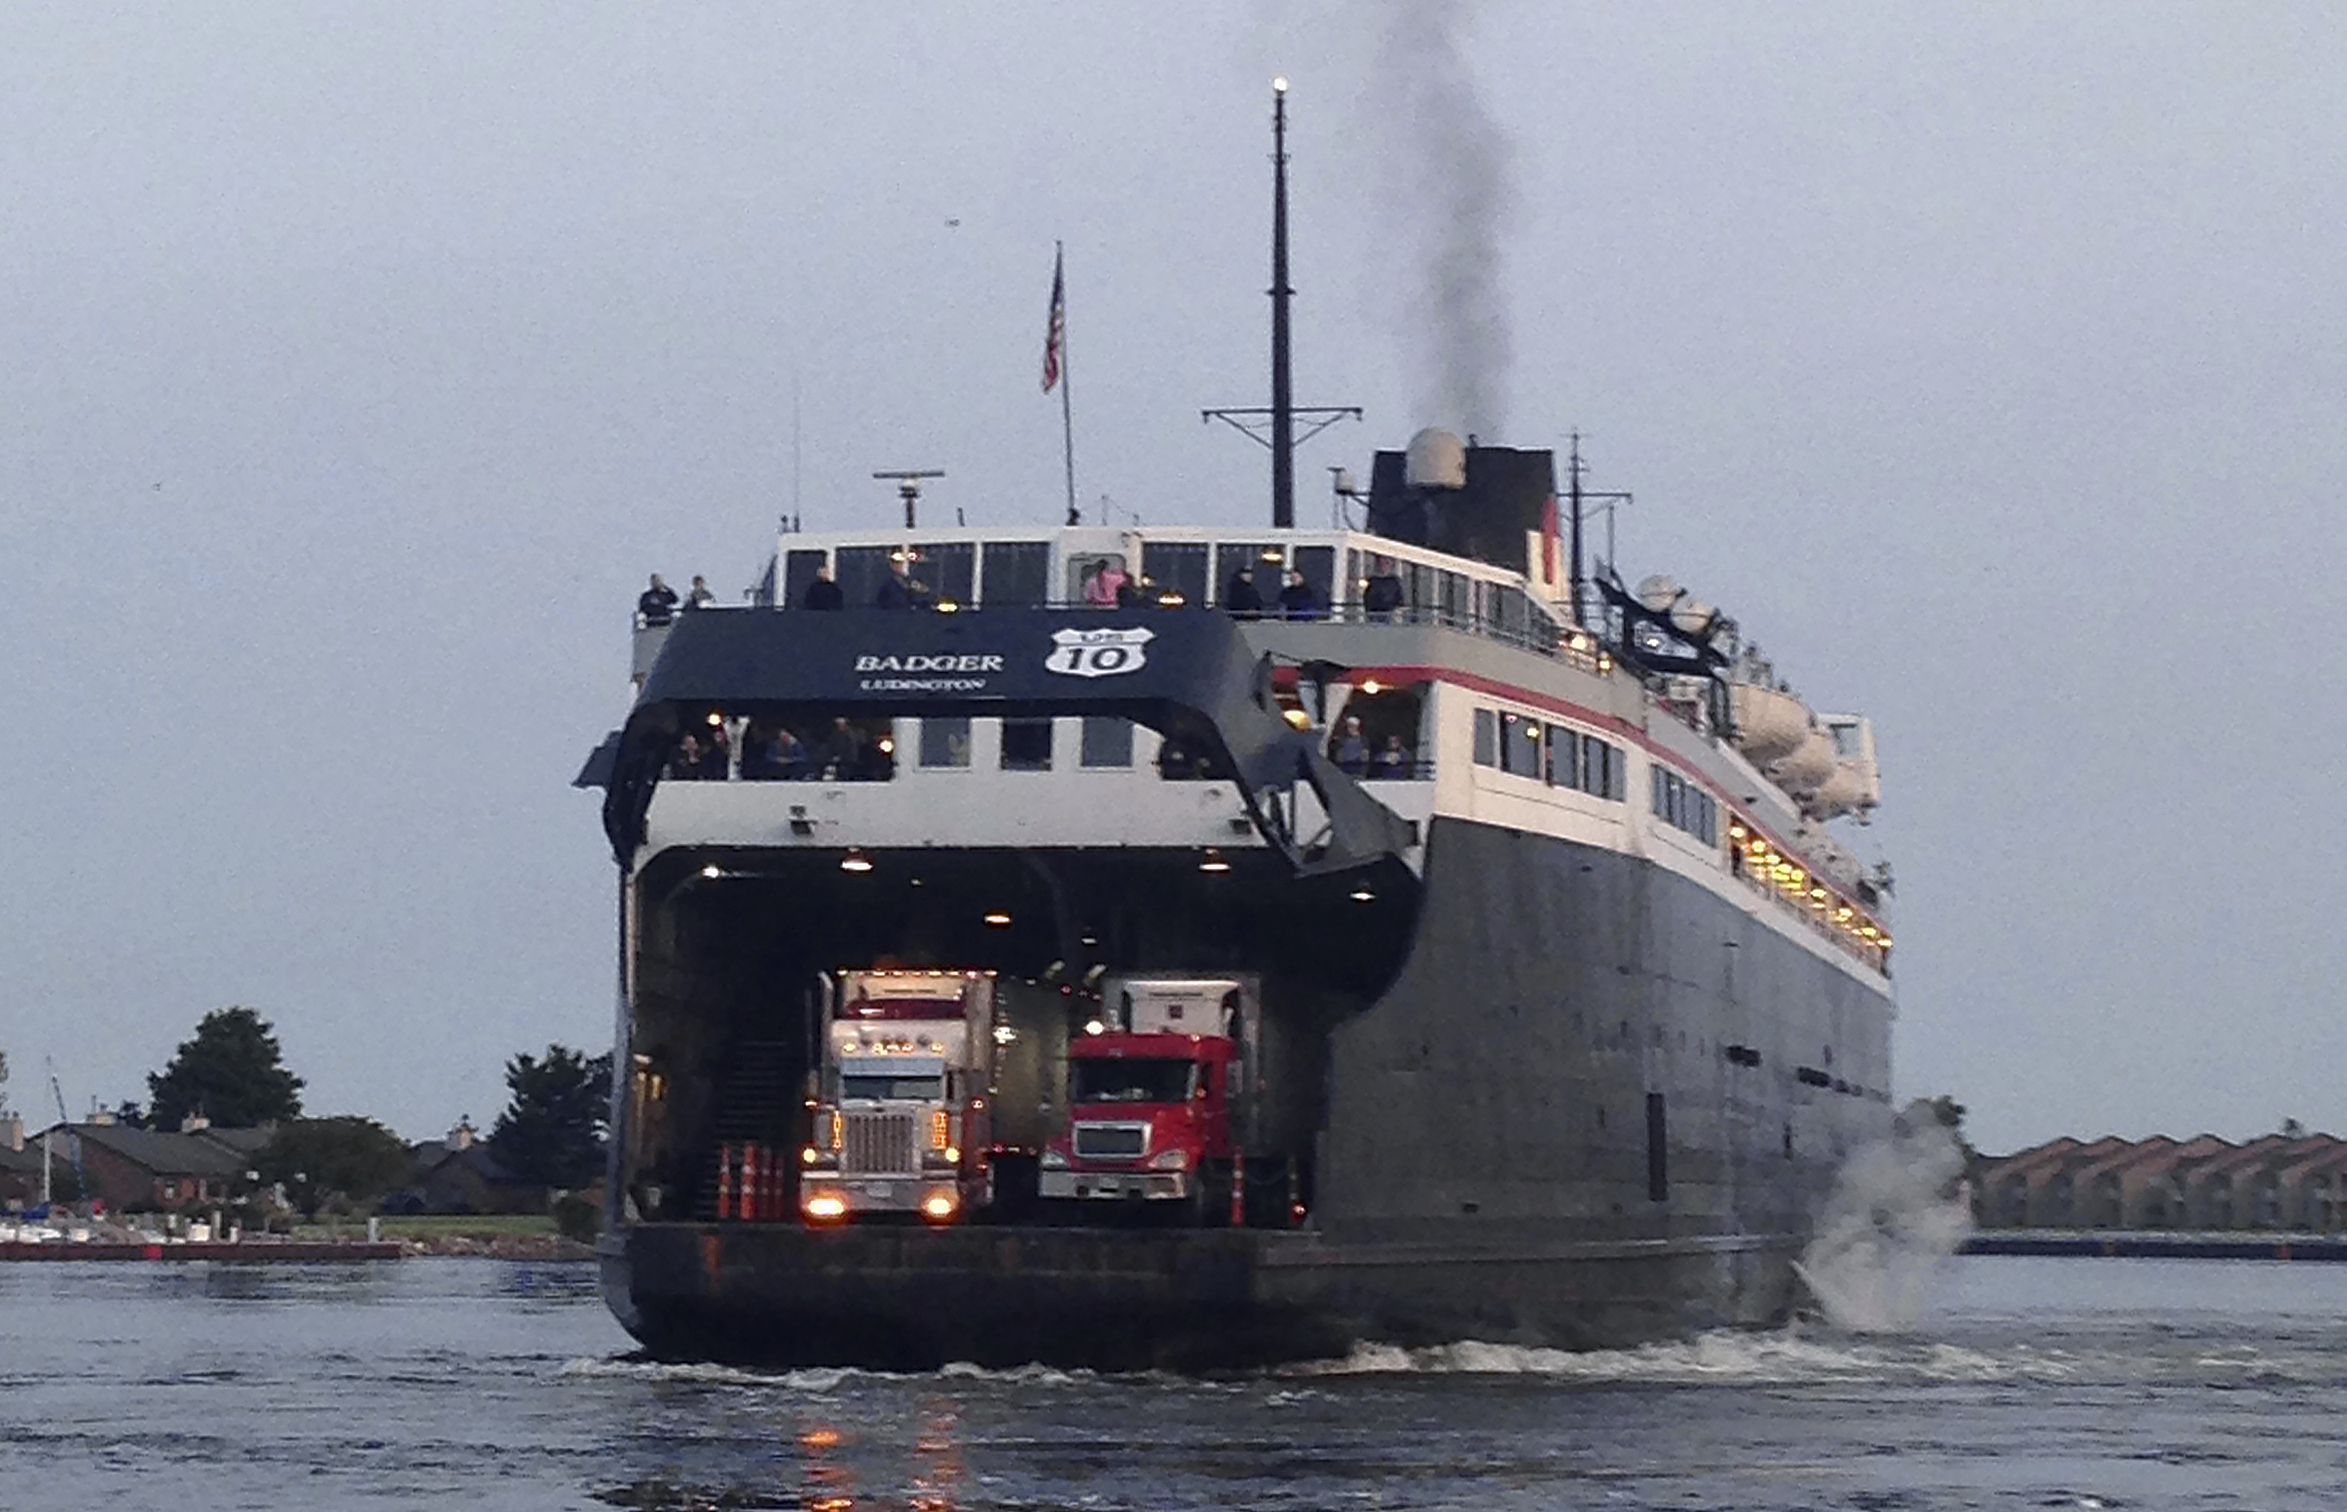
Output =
[
  {"x1": 1792, "y1": 1103, "x2": 1972, "y2": 1333},
  {"x1": 1372, "y1": 0, "x2": 1515, "y2": 438}
]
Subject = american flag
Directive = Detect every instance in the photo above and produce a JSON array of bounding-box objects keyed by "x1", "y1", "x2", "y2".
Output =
[{"x1": 1041, "y1": 246, "x2": 1065, "y2": 394}]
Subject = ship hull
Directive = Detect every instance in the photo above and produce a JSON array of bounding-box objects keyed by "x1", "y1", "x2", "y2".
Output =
[{"x1": 601, "y1": 816, "x2": 1891, "y2": 1366}]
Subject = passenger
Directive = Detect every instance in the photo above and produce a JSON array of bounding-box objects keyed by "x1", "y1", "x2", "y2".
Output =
[
  {"x1": 669, "y1": 733, "x2": 704, "y2": 780},
  {"x1": 1115, "y1": 575, "x2": 1146, "y2": 609},
  {"x1": 686, "y1": 575, "x2": 717, "y2": 610},
  {"x1": 816, "y1": 717, "x2": 864, "y2": 779},
  {"x1": 876, "y1": 558, "x2": 914, "y2": 610},
  {"x1": 1369, "y1": 734, "x2": 1411, "y2": 779},
  {"x1": 771, "y1": 725, "x2": 809, "y2": 779},
  {"x1": 1330, "y1": 714, "x2": 1368, "y2": 775},
  {"x1": 1362, "y1": 573, "x2": 1405, "y2": 621},
  {"x1": 801, "y1": 565, "x2": 844, "y2": 611},
  {"x1": 638, "y1": 573, "x2": 679, "y2": 627},
  {"x1": 1083, "y1": 558, "x2": 1126, "y2": 608},
  {"x1": 1223, "y1": 566, "x2": 1264, "y2": 618},
  {"x1": 698, "y1": 722, "x2": 732, "y2": 779},
  {"x1": 1278, "y1": 569, "x2": 1323, "y2": 621}
]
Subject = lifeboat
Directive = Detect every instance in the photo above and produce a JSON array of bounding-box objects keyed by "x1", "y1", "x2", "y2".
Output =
[
  {"x1": 1805, "y1": 761, "x2": 1872, "y2": 820},
  {"x1": 1728, "y1": 683, "x2": 1811, "y2": 766},
  {"x1": 1765, "y1": 727, "x2": 1837, "y2": 794}
]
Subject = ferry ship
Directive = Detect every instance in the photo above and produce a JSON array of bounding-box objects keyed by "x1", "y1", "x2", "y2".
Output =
[
  {"x1": 579, "y1": 428, "x2": 1896, "y2": 1368},
  {"x1": 578, "y1": 89, "x2": 1894, "y2": 1369}
]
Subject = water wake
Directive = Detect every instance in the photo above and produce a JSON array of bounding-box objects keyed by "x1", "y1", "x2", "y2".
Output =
[{"x1": 1793, "y1": 1102, "x2": 1971, "y2": 1332}]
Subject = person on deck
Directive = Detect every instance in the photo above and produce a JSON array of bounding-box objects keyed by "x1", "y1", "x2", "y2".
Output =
[
  {"x1": 801, "y1": 565, "x2": 844, "y2": 610},
  {"x1": 1083, "y1": 559, "x2": 1127, "y2": 608},
  {"x1": 876, "y1": 558, "x2": 914, "y2": 609},
  {"x1": 686, "y1": 575, "x2": 717, "y2": 610},
  {"x1": 1330, "y1": 714, "x2": 1368, "y2": 775},
  {"x1": 1277, "y1": 568, "x2": 1322, "y2": 621},
  {"x1": 638, "y1": 574, "x2": 679, "y2": 626},
  {"x1": 1224, "y1": 566, "x2": 1264, "y2": 617}
]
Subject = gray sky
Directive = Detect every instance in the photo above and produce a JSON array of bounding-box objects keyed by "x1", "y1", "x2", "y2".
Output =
[{"x1": 3, "y1": 3, "x2": 2340, "y2": 1155}]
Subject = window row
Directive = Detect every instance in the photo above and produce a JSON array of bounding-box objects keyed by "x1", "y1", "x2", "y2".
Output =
[
  {"x1": 1650, "y1": 766, "x2": 1719, "y2": 845},
  {"x1": 1471, "y1": 708, "x2": 1626, "y2": 801}
]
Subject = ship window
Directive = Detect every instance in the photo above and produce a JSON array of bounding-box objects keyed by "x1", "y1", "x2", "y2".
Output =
[
  {"x1": 1000, "y1": 717, "x2": 1053, "y2": 771},
  {"x1": 919, "y1": 717, "x2": 971, "y2": 769},
  {"x1": 1546, "y1": 724, "x2": 1578, "y2": 787},
  {"x1": 1080, "y1": 716, "x2": 1133, "y2": 768},
  {"x1": 1142, "y1": 542, "x2": 1209, "y2": 609},
  {"x1": 834, "y1": 545, "x2": 897, "y2": 608},
  {"x1": 1501, "y1": 712, "x2": 1540, "y2": 775},
  {"x1": 1582, "y1": 735, "x2": 1619, "y2": 800},
  {"x1": 1650, "y1": 766, "x2": 1667, "y2": 816},
  {"x1": 1215, "y1": 543, "x2": 1280, "y2": 607},
  {"x1": 979, "y1": 541, "x2": 1050, "y2": 607},
  {"x1": 912, "y1": 542, "x2": 974, "y2": 606},
  {"x1": 1473, "y1": 708, "x2": 1498, "y2": 767},
  {"x1": 782, "y1": 549, "x2": 828, "y2": 610}
]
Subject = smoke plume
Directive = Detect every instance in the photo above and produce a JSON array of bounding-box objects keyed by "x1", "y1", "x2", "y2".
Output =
[
  {"x1": 1792, "y1": 1102, "x2": 1973, "y2": 1333},
  {"x1": 1372, "y1": 0, "x2": 1515, "y2": 437}
]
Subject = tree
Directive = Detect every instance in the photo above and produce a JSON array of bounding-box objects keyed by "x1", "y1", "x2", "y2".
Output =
[
  {"x1": 256, "y1": 1117, "x2": 412, "y2": 1218},
  {"x1": 113, "y1": 1101, "x2": 151, "y2": 1130},
  {"x1": 147, "y1": 1007, "x2": 305, "y2": 1129},
  {"x1": 489, "y1": 1044, "x2": 612, "y2": 1188}
]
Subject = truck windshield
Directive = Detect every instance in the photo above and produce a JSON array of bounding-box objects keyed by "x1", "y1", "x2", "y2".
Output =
[
  {"x1": 1070, "y1": 1059, "x2": 1195, "y2": 1104},
  {"x1": 840, "y1": 1074, "x2": 946, "y2": 1101}
]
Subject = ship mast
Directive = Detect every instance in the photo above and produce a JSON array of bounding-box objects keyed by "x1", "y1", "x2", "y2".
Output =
[{"x1": 1270, "y1": 76, "x2": 1295, "y2": 530}]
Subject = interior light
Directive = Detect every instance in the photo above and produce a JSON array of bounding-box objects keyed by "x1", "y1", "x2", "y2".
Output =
[
  {"x1": 1084, "y1": 1018, "x2": 1106, "y2": 1036},
  {"x1": 1360, "y1": 679, "x2": 1382, "y2": 695},
  {"x1": 921, "y1": 1194, "x2": 958, "y2": 1220},
  {"x1": 1199, "y1": 849, "x2": 1232, "y2": 874},
  {"x1": 706, "y1": 712, "x2": 724, "y2": 727},
  {"x1": 701, "y1": 864, "x2": 722, "y2": 880},
  {"x1": 1349, "y1": 887, "x2": 1375, "y2": 903},
  {"x1": 876, "y1": 737, "x2": 895, "y2": 754},
  {"x1": 935, "y1": 600, "x2": 960, "y2": 614},
  {"x1": 841, "y1": 849, "x2": 874, "y2": 873},
  {"x1": 803, "y1": 1193, "x2": 847, "y2": 1221},
  {"x1": 1283, "y1": 708, "x2": 1311, "y2": 729},
  {"x1": 983, "y1": 910, "x2": 1013, "y2": 927}
]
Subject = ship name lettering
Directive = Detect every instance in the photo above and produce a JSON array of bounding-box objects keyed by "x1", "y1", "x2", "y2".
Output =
[{"x1": 852, "y1": 654, "x2": 1006, "y2": 673}]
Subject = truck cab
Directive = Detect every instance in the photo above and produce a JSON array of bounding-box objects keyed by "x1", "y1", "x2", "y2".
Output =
[
  {"x1": 1040, "y1": 975, "x2": 1270, "y2": 1224},
  {"x1": 799, "y1": 971, "x2": 989, "y2": 1224}
]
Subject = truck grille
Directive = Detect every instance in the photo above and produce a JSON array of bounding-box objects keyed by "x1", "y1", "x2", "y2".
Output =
[
  {"x1": 842, "y1": 1111, "x2": 917, "y2": 1174},
  {"x1": 1072, "y1": 1122, "x2": 1147, "y2": 1159}
]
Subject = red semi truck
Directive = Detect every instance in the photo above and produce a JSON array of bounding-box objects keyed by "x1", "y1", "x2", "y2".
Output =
[{"x1": 1038, "y1": 974, "x2": 1303, "y2": 1226}]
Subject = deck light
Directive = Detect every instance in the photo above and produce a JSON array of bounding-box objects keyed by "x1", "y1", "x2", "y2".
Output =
[
  {"x1": 1199, "y1": 849, "x2": 1232, "y2": 873},
  {"x1": 922, "y1": 1193, "x2": 958, "y2": 1221},
  {"x1": 1084, "y1": 1018, "x2": 1106, "y2": 1036},
  {"x1": 840, "y1": 849, "x2": 874, "y2": 873},
  {"x1": 803, "y1": 1193, "x2": 848, "y2": 1221},
  {"x1": 1350, "y1": 886, "x2": 1376, "y2": 903},
  {"x1": 983, "y1": 910, "x2": 1013, "y2": 927},
  {"x1": 707, "y1": 711, "x2": 723, "y2": 727},
  {"x1": 1360, "y1": 679, "x2": 1382, "y2": 695},
  {"x1": 701, "y1": 864, "x2": 722, "y2": 880}
]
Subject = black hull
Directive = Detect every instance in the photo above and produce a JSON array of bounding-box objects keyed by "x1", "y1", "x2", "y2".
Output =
[{"x1": 603, "y1": 817, "x2": 1892, "y2": 1366}]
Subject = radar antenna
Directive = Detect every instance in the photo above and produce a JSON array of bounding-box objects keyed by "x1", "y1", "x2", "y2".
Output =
[{"x1": 871, "y1": 469, "x2": 945, "y2": 530}]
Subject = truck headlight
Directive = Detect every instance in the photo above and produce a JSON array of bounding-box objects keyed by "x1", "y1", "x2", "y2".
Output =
[
  {"x1": 1145, "y1": 1148, "x2": 1191, "y2": 1172},
  {"x1": 1041, "y1": 1149, "x2": 1070, "y2": 1170}
]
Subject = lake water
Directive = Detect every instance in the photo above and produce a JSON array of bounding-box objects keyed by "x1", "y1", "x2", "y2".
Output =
[{"x1": 3, "y1": 1255, "x2": 2344, "y2": 1510}]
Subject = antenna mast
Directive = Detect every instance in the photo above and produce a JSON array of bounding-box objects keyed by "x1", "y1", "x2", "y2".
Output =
[{"x1": 1270, "y1": 76, "x2": 1294, "y2": 529}]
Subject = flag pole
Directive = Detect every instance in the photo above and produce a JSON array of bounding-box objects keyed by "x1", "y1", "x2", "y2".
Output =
[{"x1": 1057, "y1": 242, "x2": 1077, "y2": 525}]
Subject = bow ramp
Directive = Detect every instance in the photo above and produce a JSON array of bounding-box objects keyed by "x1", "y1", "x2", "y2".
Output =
[{"x1": 591, "y1": 607, "x2": 1416, "y2": 877}]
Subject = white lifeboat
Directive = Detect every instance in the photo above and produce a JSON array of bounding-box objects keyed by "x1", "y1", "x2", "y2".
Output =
[
  {"x1": 1805, "y1": 761, "x2": 1872, "y2": 820},
  {"x1": 1766, "y1": 727, "x2": 1837, "y2": 794},
  {"x1": 1728, "y1": 683, "x2": 1812, "y2": 766}
]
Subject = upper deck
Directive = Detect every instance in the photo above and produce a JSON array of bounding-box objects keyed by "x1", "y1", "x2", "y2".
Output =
[{"x1": 612, "y1": 519, "x2": 1893, "y2": 980}]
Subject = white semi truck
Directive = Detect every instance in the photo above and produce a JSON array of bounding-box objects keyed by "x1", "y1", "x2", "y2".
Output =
[{"x1": 798, "y1": 970, "x2": 991, "y2": 1224}]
